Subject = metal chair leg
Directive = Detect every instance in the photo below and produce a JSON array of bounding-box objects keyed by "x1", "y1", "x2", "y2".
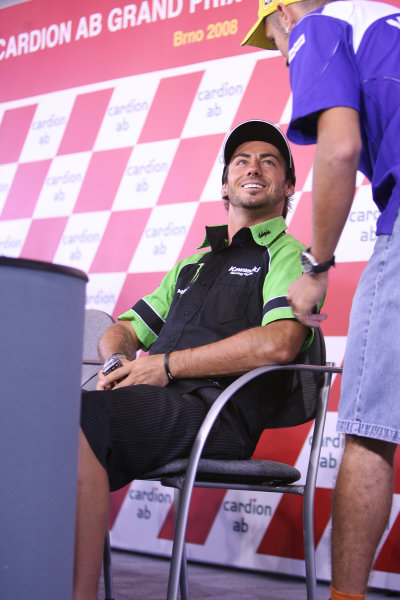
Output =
[
  {"x1": 303, "y1": 486, "x2": 317, "y2": 600},
  {"x1": 174, "y1": 488, "x2": 190, "y2": 600},
  {"x1": 303, "y1": 370, "x2": 333, "y2": 600},
  {"x1": 103, "y1": 529, "x2": 114, "y2": 600}
]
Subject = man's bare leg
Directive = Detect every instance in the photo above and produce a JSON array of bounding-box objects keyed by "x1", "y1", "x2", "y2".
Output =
[
  {"x1": 73, "y1": 429, "x2": 110, "y2": 600},
  {"x1": 331, "y1": 435, "x2": 397, "y2": 594}
]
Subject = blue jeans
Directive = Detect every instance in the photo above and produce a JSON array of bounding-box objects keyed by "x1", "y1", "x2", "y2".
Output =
[{"x1": 337, "y1": 207, "x2": 400, "y2": 443}]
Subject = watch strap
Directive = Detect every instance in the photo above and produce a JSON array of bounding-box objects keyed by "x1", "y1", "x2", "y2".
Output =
[{"x1": 302, "y1": 248, "x2": 335, "y2": 274}]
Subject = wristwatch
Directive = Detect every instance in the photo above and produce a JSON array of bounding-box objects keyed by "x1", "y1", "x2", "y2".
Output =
[
  {"x1": 301, "y1": 248, "x2": 335, "y2": 275},
  {"x1": 102, "y1": 353, "x2": 126, "y2": 376}
]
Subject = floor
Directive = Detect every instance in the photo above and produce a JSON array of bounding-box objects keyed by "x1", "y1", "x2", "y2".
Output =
[{"x1": 97, "y1": 550, "x2": 400, "y2": 600}]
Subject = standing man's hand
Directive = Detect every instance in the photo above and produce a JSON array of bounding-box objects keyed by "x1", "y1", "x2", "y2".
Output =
[{"x1": 287, "y1": 272, "x2": 328, "y2": 327}]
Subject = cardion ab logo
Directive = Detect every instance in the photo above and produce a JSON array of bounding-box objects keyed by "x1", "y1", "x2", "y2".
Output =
[
  {"x1": 223, "y1": 496, "x2": 273, "y2": 534},
  {"x1": 228, "y1": 265, "x2": 260, "y2": 277},
  {"x1": 129, "y1": 486, "x2": 172, "y2": 520}
]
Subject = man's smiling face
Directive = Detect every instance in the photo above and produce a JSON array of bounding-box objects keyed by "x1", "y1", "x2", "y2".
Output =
[{"x1": 222, "y1": 140, "x2": 294, "y2": 217}]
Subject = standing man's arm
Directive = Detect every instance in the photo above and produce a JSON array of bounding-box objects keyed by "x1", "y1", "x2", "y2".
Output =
[
  {"x1": 311, "y1": 106, "x2": 362, "y2": 261},
  {"x1": 287, "y1": 106, "x2": 362, "y2": 325}
]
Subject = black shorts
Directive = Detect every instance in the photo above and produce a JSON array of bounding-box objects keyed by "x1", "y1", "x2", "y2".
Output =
[{"x1": 81, "y1": 383, "x2": 250, "y2": 491}]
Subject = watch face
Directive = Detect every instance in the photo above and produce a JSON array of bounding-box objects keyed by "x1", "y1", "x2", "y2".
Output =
[
  {"x1": 301, "y1": 251, "x2": 315, "y2": 274},
  {"x1": 301, "y1": 250, "x2": 335, "y2": 274},
  {"x1": 102, "y1": 356, "x2": 122, "y2": 376}
]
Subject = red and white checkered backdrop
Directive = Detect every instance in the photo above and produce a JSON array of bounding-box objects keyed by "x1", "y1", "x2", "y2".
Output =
[{"x1": 1, "y1": 0, "x2": 400, "y2": 589}]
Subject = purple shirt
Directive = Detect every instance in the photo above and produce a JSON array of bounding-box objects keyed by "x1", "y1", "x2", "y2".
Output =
[{"x1": 287, "y1": 0, "x2": 400, "y2": 234}]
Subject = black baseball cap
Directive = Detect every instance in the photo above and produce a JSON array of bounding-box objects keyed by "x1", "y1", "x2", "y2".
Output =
[{"x1": 222, "y1": 119, "x2": 296, "y2": 184}]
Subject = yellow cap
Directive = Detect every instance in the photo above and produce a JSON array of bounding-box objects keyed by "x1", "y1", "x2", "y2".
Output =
[{"x1": 241, "y1": 0, "x2": 303, "y2": 49}]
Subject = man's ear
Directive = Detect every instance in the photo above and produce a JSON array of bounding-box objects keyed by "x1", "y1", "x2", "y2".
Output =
[
  {"x1": 275, "y1": 4, "x2": 288, "y2": 20},
  {"x1": 286, "y1": 182, "x2": 295, "y2": 197},
  {"x1": 221, "y1": 183, "x2": 229, "y2": 199},
  {"x1": 277, "y1": 3, "x2": 299, "y2": 27}
]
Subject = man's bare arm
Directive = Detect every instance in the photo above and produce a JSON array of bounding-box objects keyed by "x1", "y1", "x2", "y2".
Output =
[
  {"x1": 100, "y1": 319, "x2": 308, "y2": 389},
  {"x1": 311, "y1": 106, "x2": 362, "y2": 262},
  {"x1": 169, "y1": 319, "x2": 307, "y2": 378},
  {"x1": 288, "y1": 106, "x2": 362, "y2": 325},
  {"x1": 97, "y1": 321, "x2": 142, "y2": 362}
]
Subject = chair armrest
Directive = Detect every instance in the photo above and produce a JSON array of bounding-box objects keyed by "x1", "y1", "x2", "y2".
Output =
[
  {"x1": 82, "y1": 359, "x2": 103, "y2": 365},
  {"x1": 194, "y1": 364, "x2": 341, "y2": 461},
  {"x1": 81, "y1": 359, "x2": 103, "y2": 389}
]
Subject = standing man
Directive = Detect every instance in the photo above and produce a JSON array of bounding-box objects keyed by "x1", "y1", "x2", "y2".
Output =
[
  {"x1": 74, "y1": 120, "x2": 315, "y2": 600},
  {"x1": 243, "y1": 2, "x2": 400, "y2": 599}
]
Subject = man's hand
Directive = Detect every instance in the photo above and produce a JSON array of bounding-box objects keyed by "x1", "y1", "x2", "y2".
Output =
[
  {"x1": 97, "y1": 354, "x2": 169, "y2": 390},
  {"x1": 287, "y1": 272, "x2": 328, "y2": 327}
]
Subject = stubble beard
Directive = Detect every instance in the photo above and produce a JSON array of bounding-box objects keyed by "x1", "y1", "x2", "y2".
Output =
[{"x1": 229, "y1": 187, "x2": 283, "y2": 212}]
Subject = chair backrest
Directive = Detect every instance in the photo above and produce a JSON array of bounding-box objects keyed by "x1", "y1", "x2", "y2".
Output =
[
  {"x1": 81, "y1": 309, "x2": 114, "y2": 390},
  {"x1": 280, "y1": 325, "x2": 326, "y2": 426},
  {"x1": 244, "y1": 326, "x2": 327, "y2": 432}
]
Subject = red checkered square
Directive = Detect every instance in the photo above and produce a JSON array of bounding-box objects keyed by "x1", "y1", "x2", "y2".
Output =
[
  {"x1": 279, "y1": 123, "x2": 315, "y2": 190},
  {"x1": 325, "y1": 375, "x2": 342, "y2": 412},
  {"x1": 0, "y1": 105, "x2": 37, "y2": 165},
  {"x1": 375, "y1": 515, "x2": 400, "y2": 573},
  {"x1": 73, "y1": 148, "x2": 132, "y2": 213},
  {"x1": 138, "y1": 72, "x2": 204, "y2": 143},
  {"x1": 89, "y1": 209, "x2": 151, "y2": 273},
  {"x1": 113, "y1": 271, "x2": 168, "y2": 318},
  {"x1": 320, "y1": 262, "x2": 367, "y2": 336},
  {"x1": 287, "y1": 190, "x2": 312, "y2": 247},
  {"x1": 157, "y1": 134, "x2": 225, "y2": 206},
  {"x1": 21, "y1": 217, "x2": 68, "y2": 262},
  {"x1": 178, "y1": 200, "x2": 227, "y2": 260},
  {"x1": 233, "y1": 57, "x2": 291, "y2": 126},
  {"x1": 57, "y1": 89, "x2": 114, "y2": 155},
  {"x1": 158, "y1": 489, "x2": 226, "y2": 544},
  {"x1": 253, "y1": 422, "x2": 312, "y2": 464},
  {"x1": 1, "y1": 160, "x2": 51, "y2": 219},
  {"x1": 256, "y1": 488, "x2": 332, "y2": 559}
]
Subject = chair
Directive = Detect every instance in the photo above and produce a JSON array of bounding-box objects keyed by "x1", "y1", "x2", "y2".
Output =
[
  {"x1": 102, "y1": 326, "x2": 341, "y2": 600},
  {"x1": 81, "y1": 309, "x2": 115, "y2": 391}
]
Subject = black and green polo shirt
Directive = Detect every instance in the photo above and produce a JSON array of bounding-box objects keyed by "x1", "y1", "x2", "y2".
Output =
[{"x1": 119, "y1": 216, "x2": 309, "y2": 353}]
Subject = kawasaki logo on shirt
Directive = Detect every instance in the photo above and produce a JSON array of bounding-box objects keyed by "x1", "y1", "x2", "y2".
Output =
[{"x1": 229, "y1": 266, "x2": 261, "y2": 277}]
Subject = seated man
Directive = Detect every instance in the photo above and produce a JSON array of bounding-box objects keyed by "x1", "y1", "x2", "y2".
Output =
[{"x1": 74, "y1": 119, "x2": 314, "y2": 600}]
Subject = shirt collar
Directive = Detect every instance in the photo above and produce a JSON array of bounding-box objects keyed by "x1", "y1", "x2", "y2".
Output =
[{"x1": 198, "y1": 216, "x2": 288, "y2": 251}]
